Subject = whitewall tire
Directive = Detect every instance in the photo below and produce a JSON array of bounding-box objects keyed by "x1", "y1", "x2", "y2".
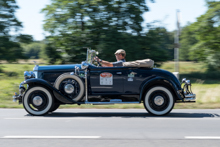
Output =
[
  {"x1": 23, "y1": 86, "x2": 54, "y2": 116},
  {"x1": 144, "y1": 86, "x2": 174, "y2": 116},
  {"x1": 54, "y1": 74, "x2": 84, "y2": 102}
]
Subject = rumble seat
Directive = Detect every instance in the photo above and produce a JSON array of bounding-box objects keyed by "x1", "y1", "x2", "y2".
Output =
[{"x1": 122, "y1": 59, "x2": 154, "y2": 68}]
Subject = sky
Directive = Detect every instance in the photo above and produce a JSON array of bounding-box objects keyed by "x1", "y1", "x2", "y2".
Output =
[{"x1": 15, "y1": 0, "x2": 208, "y2": 41}]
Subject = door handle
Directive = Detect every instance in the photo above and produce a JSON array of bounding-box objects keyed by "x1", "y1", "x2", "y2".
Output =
[{"x1": 116, "y1": 72, "x2": 122, "y2": 74}]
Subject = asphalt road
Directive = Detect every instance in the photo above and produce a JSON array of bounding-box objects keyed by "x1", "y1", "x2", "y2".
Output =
[{"x1": 1, "y1": 108, "x2": 220, "y2": 147}]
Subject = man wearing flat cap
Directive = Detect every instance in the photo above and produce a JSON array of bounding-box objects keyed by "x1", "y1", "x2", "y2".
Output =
[{"x1": 94, "y1": 49, "x2": 126, "y2": 67}]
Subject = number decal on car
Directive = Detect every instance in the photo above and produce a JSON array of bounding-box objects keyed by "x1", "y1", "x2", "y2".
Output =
[{"x1": 100, "y1": 72, "x2": 113, "y2": 85}]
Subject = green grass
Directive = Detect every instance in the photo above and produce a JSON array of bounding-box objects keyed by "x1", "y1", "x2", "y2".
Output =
[{"x1": 0, "y1": 61, "x2": 220, "y2": 109}]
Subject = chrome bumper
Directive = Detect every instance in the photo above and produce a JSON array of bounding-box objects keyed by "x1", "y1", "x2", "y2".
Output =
[
  {"x1": 184, "y1": 93, "x2": 196, "y2": 101},
  {"x1": 12, "y1": 82, "x2": 26, "y2": 104},
  {"x1": 12, "y1": 93, "x2": 22, "y2": 104},
  {"x1": 181, "y1": 78, "x2": 196, "y2": 102}
]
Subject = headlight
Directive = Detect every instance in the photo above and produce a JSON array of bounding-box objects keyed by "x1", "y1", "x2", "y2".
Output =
[
  {"x1": 24, "y1": 71, "x2": 37, "y2": 80},
  {"x1": 29, "y1": 71, "x2": 35, "y2": 78},
  {"x1": 186, "y1": 80, "x2": 191, "y2": 85},
  {"x1": 24, "y1": 71, "x2": 31, "y2": 79}
]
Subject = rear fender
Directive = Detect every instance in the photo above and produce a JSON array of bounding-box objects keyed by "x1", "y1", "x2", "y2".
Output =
[{"x1": 139, "y1": 77, "x2": 183, "y2": 103}]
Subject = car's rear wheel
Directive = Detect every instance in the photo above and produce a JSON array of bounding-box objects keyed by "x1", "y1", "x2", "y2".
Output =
[
  {"x1": 144, "y1": 86, "x2": 174, "y2": 116},
  {"x1": 23, "y1": 86, "x2": 54, "y2": 116},
  {"x1": 54, "y1": 74, "x2": 84, "y2": 102}
]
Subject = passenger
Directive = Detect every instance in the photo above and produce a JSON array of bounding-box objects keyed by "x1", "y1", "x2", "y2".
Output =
[{"x1": 94, "y1": 49, "x2": 126, "y2": 67}]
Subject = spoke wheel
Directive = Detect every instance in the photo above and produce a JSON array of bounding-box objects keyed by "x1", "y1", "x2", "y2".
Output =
[
  {"x1": 144, "y1": 86, "x2": 174, "y2": 116},
  {"x1": 23, "y1": 86, "x2": 54, "y2": 116}
]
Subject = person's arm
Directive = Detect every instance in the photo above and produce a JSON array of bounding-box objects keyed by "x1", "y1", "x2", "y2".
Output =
[
  {"x1": 94, "y1": 56, "x2": 113, "y2": 67},
  {"x1": 100, "y1": 60, "x2": 113, "y2": 67}
]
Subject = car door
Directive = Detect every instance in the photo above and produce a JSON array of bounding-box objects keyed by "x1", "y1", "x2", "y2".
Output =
[{"x1": 89, "y1": 66, "x2": 126, "y2": 94}]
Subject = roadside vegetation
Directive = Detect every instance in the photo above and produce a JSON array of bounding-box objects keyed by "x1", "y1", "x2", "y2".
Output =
[{"x1": 1, "y1": 61, "x2": 220, "y2": 109}]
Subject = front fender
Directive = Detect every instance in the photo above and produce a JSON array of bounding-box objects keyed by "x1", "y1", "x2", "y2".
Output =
[
  {"x1": 22, "y1": 79, "x2": 78, "y2": 104},
  {"x1": 139, "y1": 76, "x2": 183, "y2": 102}
]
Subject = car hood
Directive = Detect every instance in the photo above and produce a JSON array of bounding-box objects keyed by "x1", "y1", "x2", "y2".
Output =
[{"x1": 33, "y1": 64, "x2": 81, "y2": 71}]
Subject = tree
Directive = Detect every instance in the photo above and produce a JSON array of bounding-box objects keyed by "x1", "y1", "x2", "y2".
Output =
[
  {"x1": 22, "y1": 42, "x2": 45, "y2": 59},
  {"x1": 42, "y1": 0, "x2": 154, "y2": 63},
  {"x1": 187, "y1": 1, "x2": 220, "y2": 70},
  {"x1": 16, "y1": 34, "x2": 34, "y2": 44},
  {"x1": 143, "y1": 27, "x2": 174, "y2": 62},
  {"x1": 0, "y1": 36, "x2": 24, "y2": 61},
  {"x1": 0, "y1": 0, "x2": 22, "y2": 35},
  {"x1": 96, "y1": 27, "x2": 174, "y2": 63},
  {"x1": 0, "y1": 0, "x2": 24, "y2": 61},
  {"x1": 44, "y1": 42, "x2": 62, "y2": 64},
  {"x1": 179, "y1": 24, "x2": 198, "y2": 61}
]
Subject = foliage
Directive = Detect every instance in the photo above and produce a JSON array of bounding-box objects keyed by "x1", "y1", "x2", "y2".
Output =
[
  {"x1": 0, "y1": 0, "x2": 24, "y2": 61},
  {"x1": 0, "y1": 36, "x2": 25, "y2": 62},
  {"x1": 22, "y1": 42, "x2": 45, "y2": 59},
  {"x1": 96, "y1": 27, "x2": 174, "y2": 63},
  {"x1": 43, "y1": 42, "x2": 62, "y2": 64},
  {"x1": 41, "y1": 0, "x2": 177, "y2": 64},
  {"x1": 16, "y1": 34, "x2": 34, "y2": 44},
  {"x1": 143, "y1": 27, "x2": 174, "y2": 62},
  {"x1": 0, "y1": 0, "x2": 22, "y2": 35},
  {"x1": 179, "y1": 24, "x2": 198, "y2": 61},
  {"x1": 179, "y1": 1, "x2": 220, "y2": 70}
]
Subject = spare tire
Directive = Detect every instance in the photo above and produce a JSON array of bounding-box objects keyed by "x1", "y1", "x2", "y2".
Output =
[{"x1": 54, "y1": 73, "x2": 84, "y2": 102}]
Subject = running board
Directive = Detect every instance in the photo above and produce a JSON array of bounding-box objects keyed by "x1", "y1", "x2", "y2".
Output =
[{"x1": 82, "y1": 102, "x2": 140, "y2": 105}]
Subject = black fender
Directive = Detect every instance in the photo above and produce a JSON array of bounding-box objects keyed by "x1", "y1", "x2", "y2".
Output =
[
  {"x1": 139, "y1": 76, "x2": 183, "y2": 103},
  {"x1": 22, "y1": 79, "x2": 78, "y2": 104}
]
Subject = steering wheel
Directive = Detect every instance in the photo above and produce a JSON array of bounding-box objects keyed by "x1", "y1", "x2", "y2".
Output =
[{"x1": 94, "y1": 57, "x2": 102, "y2": 67}]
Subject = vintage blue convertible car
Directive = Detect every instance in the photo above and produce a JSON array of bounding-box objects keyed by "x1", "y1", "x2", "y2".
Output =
[{"x1": 13, "y1": 48, "x2": 196, "y2": 116}]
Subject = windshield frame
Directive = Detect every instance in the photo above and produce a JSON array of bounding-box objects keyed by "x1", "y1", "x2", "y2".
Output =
[{"x1": 86, "y1": 48, "x2": 98, "y2": 64}]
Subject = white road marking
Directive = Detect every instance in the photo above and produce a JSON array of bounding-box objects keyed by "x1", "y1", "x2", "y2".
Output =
[
  {"x1": 155, "y1": 118, "x2": 220, "y2": 120},
  {"x1": 185, "y1": 136, "x2": 220, "y2": 139},
  {"x1": 4, "y1": 117, "x2": 95, "y2": 120},
  {"x1": 3, "y1": 136, "x2": 101, "y2": 139}
]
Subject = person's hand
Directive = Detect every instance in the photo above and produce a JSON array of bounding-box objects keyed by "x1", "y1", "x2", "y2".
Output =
[
  {"x1": 94, "y1": 56, "x2": 102, "y2": 67},
  {"x1": 94, "y1": 56, "x2": 100, "y2": 62}
]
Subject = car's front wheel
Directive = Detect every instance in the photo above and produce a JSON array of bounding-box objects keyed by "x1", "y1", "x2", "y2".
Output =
[
  {"x1": 49, "y1": 103, "x2": 60, "y2": 112},
  {"x1": 23, "y1": 86, "x2": 54, "y2": 116},
  {"x1": 144, "y1": 86, "x2": 174, "y2": 116}
]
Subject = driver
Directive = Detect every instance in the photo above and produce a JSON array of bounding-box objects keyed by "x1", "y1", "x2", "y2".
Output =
[{"x1": 94, "y1": 49, "x2": 126, "y2": 67}]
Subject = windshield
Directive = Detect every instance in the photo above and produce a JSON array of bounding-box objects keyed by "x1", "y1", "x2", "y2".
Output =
[{"x1": 86, "y1": 48, "x2": 98, "y2": 64}]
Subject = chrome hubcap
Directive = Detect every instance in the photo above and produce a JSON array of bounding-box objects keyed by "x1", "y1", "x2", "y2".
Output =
[
  {"x1": 154, "y1": 96, "x2": 164, "y2": 106},
  {"x1": 33, "y1": 96, "x2": 43, "y2": 106},
  {"x1": 64, "y1": 84, "x2": 75, "y2": 94}
]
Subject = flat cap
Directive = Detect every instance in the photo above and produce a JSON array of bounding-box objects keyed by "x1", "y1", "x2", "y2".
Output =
[{"x1": 114, "y1": 49, "x2": 126, "y2": 56}]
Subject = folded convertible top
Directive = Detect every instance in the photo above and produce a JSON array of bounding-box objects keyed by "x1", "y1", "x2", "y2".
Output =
[{"x1": 122, "y1": 59, "x2": 154, "y2": 68}]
